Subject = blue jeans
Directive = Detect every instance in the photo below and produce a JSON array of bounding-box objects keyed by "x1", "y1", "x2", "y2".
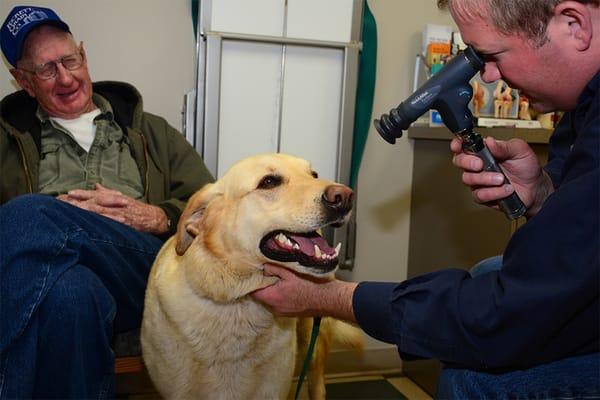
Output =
[
  {"x1": 0, "y1": 195, "x2": 164, "y2": 399},
  {"x1": 436, "y1": 256, "x2": 600, "y2": 399}
]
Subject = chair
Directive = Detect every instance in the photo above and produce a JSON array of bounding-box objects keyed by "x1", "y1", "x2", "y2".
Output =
[{"x1": 113, "y1": 330, "x2": 158, "y2": 396}]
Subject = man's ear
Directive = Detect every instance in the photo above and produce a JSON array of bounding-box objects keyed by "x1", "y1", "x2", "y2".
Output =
[
  {"x1": 175, "y1": 183, "x2": 221, "y2": 256},
  {"x1": 554, "y1": 1, "x2": 593, "y2": 51},
  {"x1": 10, "y1": 68, "x2": 35, "y2": 97},
  {"x1": 80, "y1": 41, "x2": 88, "y2": 66}
]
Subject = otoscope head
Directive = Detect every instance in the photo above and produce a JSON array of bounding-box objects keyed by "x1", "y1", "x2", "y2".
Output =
[
  {"x1": 373, "y1": 46, "x2": 484, "y2": 142},
  {"x1": 463, "y1": 46, "x2": 484, "y2": 70},
  {"x1": 374, "y1": 108, "x2": 407, "y2": 144}
]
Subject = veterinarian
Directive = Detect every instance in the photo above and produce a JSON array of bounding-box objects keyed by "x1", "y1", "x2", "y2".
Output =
[
  {"x1": 253, "y1": 0, "x2": 600, "y2": 397},
  {"x1": 0, "y1": 6, "x2": 213, "y2": 398}
]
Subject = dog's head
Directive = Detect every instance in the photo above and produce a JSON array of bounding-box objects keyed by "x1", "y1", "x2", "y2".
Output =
[{"x1": 175, "y1": 153, "x2": 353, "y2": 278}]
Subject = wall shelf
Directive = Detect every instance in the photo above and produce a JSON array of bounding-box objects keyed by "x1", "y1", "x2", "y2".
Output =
[{"x1": 407, "y1": 125, "x2": 552, "y2": 144}]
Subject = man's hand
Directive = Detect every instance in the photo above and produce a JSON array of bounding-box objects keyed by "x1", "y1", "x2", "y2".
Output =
[
  {"x1": 451, "y1": 136, "x2": 553, "y2": 217},
  {"x1": 57, "y1": 183, "x2": 170, "y2": 234},
  {"x1": 251, "y1": 263, "x2": 358, "y2": 323}
]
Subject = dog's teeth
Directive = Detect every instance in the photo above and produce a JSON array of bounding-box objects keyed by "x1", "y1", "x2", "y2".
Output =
[
  {"x1": 314, "y1": 245, "x2": 322, "y2": 258},
  {"x1": 293, "y1": 243, "x2": 300, "y2": 250},
  {"x1": 276, "y1": 233, "x2": 286, "y2": 244},
  {"x1": 334, "y1": 243, "x2": 341, "y2": 257},
  {"x1": 286, "y1": 238, "x2": 293, "y2": 247}
]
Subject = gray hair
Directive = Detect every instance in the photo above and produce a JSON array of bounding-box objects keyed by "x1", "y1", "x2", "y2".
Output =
[{"x1": 437, "y1": 0, "x2": 599, "y2": 47}]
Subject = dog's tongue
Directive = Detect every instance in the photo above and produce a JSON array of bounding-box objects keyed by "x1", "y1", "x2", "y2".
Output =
[{"x1": 288, "y1": 232, "x2": 335, "y2": 256}]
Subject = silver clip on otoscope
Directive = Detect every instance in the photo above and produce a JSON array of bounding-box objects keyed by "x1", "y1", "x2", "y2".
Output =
[{"x1": 374, "y1": 46, "x2": 526, "y2": 220}]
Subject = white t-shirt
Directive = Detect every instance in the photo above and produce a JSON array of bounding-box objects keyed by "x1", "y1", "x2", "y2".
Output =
[{"x1": 51, "y1": 108, "x2": 102, "y2": 152}]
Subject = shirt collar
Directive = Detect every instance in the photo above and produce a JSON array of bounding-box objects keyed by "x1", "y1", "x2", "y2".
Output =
[{"x1": 576, "y1": 69, "x2": 600, "y2": 107}]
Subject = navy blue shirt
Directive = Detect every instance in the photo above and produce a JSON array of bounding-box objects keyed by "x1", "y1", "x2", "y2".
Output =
[{"x1": 353, "y1": 71, "x2": 600, "y2": 369}]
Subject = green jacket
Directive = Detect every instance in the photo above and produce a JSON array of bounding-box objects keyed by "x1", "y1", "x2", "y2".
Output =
[{"x1": 0, "y1": 81, "x2": 213, "y2": 236}]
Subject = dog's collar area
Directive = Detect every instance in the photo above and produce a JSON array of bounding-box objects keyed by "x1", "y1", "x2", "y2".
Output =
[{"x1": 259, "y1": 230, "x2": 340, "y2": 271}]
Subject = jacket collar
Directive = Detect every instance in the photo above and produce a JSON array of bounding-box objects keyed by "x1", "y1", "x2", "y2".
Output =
[{"x1": 0, "y1": 81, "x2": 143, "y2": 140}]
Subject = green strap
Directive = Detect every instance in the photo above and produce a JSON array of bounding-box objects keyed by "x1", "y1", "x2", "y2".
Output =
[
  {"x1": 294, "y1": 317, "x2": 322, "y2": 400},
  {"x1": 350, "y1": 1, "x2": 378, "y2": 189},
  {"x1": 191, "y1": 0, "x2": 199, "y2": 38}
]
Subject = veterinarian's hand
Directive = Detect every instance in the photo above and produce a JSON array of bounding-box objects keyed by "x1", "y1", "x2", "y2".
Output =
[
  {"x1": 252, "y1": 263, "x2": 358, "y2": 323},
  {"x1": 57, "y1": 183, "x2": 170, "y2": 234},
  {"x1": 451, "y1": 136, "x2": 552, "y2": 217}
]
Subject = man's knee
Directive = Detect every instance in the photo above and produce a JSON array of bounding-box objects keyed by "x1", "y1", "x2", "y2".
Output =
[
  {"x1": 436, "y1": 353, "x2": 600, "y2": 399},
  {"x1": 469, "y1": 255, "x2": 503, "y2": 277},
  {"x1": 40, "y1": 267, "x2": 116, "y2": 332}
]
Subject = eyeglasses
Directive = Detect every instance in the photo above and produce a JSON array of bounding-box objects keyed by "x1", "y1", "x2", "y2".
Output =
[{"x1": 19, "y1": 44, "x2": 85, "y2": 80}]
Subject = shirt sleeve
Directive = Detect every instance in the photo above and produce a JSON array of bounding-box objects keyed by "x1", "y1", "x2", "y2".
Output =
[{"x1": 352, "y1": 282, "x2": 397, "y2": 344}]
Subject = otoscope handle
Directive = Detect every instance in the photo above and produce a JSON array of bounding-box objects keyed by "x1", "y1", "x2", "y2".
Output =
[{"x1": 459, "y1": 131, "x2": 527, "y2": 220}]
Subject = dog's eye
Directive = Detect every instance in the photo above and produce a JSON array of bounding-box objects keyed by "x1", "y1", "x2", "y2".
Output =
[
  {"x1": 257, "y1": 174, "x2": 283, "y2": 189},
  {"x1": 311, "y1": 171, "x2": 318, "y2": 179}
]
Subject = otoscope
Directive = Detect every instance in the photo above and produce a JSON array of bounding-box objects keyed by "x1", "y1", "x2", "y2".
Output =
[{"x1": 374, "y1": 46, "x2": 526, "y2": 220}]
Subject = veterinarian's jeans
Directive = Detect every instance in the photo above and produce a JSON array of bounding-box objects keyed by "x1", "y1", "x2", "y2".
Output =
[
  {"x1": 0, "y1": 195, "x2": 164, "y2": 399},
  {"x1": 435, "y1": 256, "x2": 600, "y2": 399}
]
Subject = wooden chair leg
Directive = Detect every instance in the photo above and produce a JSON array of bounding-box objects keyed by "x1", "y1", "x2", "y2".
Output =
[
  {"x1": 115, "y1": 356, "x2": 144, "y2": 374},
  {"x1": 115, "y1": 356, "x2": 160, "y2": 397}
]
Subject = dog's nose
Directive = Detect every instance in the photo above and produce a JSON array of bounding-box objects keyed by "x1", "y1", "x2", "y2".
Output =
[{"x1": 322, "y1": 185, "x2": 354, "y2": 216}]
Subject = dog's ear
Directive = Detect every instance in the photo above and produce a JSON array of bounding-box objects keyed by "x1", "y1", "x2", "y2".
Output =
[{"x1": 175, "y1": 183, "x2": 220, "y2": 256}]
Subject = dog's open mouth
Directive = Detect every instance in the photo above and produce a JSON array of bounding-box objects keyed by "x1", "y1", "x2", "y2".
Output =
[{"x1": 259, "y1": 230, "x2": 340, "y2": 272}]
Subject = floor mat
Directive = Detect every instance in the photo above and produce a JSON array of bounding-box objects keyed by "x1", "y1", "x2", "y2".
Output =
[{"x1": 326, "y1": 379, "x2": 408, "y2": 400}]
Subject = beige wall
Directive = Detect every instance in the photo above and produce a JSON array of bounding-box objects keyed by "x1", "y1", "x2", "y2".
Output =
[
  {"x1": 348, "y1": 1, "x2": 455, "y2": 351},
  {"x1": 0, "y1": 0, "x2": 196, "y2": 130},
  {"x1": 352, "y1": 0, "x2": 455, "y2": 282},
  {"x1": 0, "y1": 0, "x2": 456, "y2": 359}
]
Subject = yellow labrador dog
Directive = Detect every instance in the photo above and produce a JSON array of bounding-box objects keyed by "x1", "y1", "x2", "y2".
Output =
[{"x1": 141, "y1": 153, "x2": 362, "y2": 400}]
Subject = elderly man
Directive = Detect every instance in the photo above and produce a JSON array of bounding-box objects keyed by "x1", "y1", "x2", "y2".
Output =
[
  {"x1": 0, "y1": 6, "x2": 212, "y2": 399},
  {"x1": 253, "y1": 0, "x2": 599, "y2": 397}
]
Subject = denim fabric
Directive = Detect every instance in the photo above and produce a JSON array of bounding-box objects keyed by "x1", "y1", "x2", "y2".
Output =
[
  {"x1": 436, "y1": 256, "x2": 600, "y2": 399},
  {"x1": 436, "y1": 352, "x2": 600, "y2": 399},
  {"x1": 0, "y1": 194, "x2": 164, "y2": 399},
  {"x1": 468, "y1": 255, "x2": 503, "y2": 277}
]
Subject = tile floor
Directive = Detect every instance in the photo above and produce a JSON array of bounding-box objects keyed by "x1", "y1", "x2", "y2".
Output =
[
  {"x1": 121, "y1": 373, "x2": 433, "y2": 400},
  {"x1": 324, "y1": 374, "x2": 432, "y2": 400}
]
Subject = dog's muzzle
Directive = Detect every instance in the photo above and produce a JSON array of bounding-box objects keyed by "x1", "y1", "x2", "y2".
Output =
[{"x1": 259, "y1": 184, "x2": 353, "y2": 273}]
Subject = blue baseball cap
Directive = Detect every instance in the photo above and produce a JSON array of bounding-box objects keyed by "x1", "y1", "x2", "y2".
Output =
[{"x1": 1, "y1": 6, "x2": 70, "y2": 67}]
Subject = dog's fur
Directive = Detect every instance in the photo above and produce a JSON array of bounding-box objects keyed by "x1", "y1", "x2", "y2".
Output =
[{"x1": 141, "y1": 153, "x2": 362, "y2": 400}]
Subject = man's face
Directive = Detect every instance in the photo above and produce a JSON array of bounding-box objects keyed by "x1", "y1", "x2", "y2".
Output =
[
  {"x1": 451, "y1": 4, "x2": 577, "y2": 113},
  {"x1": 11, "y1": 26, "x2": 94, "y2": 119}
]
